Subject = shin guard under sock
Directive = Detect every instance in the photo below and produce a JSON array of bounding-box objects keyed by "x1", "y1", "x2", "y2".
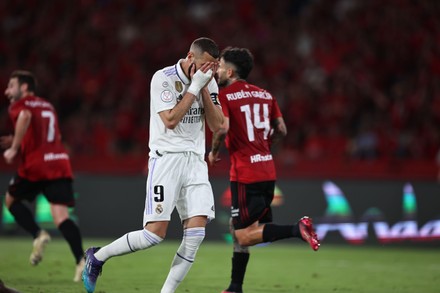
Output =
[
  {"x1": 227, "y1": 251, "x2": 250, "y2": 292},
  {"x1": 59, "y1": 219, "x2": 84, "y2": 264},
  {"x1": 9, "y1": 202, "x2": 40, "y2": 238},
  {"x1": 262, "y1": 224, "x2": 297, "y2": 242}
]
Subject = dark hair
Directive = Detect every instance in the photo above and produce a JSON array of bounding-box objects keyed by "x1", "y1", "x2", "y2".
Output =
[
  {"x1": 220, "y1": 47, "x2": 254, "y2": 79},
  {"x1": 192, "y1": 37, "x2": 220, "y2": 59},
  {"x1": 10, "y1": 70, "x2": 37, "y2": 92}
]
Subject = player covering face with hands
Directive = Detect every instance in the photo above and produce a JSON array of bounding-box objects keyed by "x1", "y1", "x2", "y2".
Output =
[
  {"x1": 82, "y1": 37, "x2": 224, "y2": 293},
  {"x1": 209, "y1": 47, "x2": 320, "y2": 293}
]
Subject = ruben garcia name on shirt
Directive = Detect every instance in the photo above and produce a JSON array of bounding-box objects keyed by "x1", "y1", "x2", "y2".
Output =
[
  {"x1": 225, "y1": 90, "x2": 273, "y2": 101},
  {"x1": 180, "y1": 107, "x2": 205, "y2": 123}
]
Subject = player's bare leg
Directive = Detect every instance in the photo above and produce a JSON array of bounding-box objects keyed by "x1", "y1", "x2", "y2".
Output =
[
  {"x1": 222, "y1": 218, "x2": 249, "y2": 293},
  {"x1": 5, "y1": 192, "x2": 51, "y2": 266},
  {"x1": 51, "y1": 203, "x2": 85, "y2": 281},
  {"x1": 223, "y1": 217, "x2": 319, "y2": 293},
  {"x1": 234, "y1": 222, "x2": 263, "y2": 246}
]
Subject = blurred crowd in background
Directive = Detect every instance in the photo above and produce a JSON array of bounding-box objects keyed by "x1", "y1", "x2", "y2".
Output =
[{"x1": 1, "y1": 0, "x2": 439, "y2": 168}]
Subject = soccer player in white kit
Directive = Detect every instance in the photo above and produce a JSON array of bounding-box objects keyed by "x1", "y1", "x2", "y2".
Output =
[{"x1": 82, "y1": 37, "x2": 224, "y2": 293}]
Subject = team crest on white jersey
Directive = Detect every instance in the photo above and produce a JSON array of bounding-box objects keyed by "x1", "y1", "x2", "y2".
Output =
[
  {"x1": 161, "y1": 90, "x2": 174, "y2": 103},
  {"x1": 175, "y1": 81, "x2": 183, "y2": 93},
  {"x1": 156, "y1": 204, "x2": 163, "y2": 214}
]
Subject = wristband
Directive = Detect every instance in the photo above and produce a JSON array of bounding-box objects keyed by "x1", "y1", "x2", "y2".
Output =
[
  {"x1": 210, "y1": 93, "x2": 220, "y2": 105},
  {"x1": 187, "y1": 69, "x2": 212, "y2": 96}
]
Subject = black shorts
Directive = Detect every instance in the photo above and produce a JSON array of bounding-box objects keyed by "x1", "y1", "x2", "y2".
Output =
[
  {"x1": 8, "y1": 175, "x2": 75, "y2": 207},
  {"x1": 230, "y1": 181, "x2": 275, "y2": 230}
]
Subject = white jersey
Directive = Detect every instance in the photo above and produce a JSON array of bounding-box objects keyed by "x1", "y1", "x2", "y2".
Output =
[{"x1": 149, "y1": 59, "x2": 219, "y2": 156}]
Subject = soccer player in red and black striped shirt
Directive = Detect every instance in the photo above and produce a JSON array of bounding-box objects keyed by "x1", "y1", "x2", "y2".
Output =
[
  {"x1": 209, "y1": 47, "x2": 320, "y2": 293},
  {"x1": 2, "y1": 70, "x2": 84, "y2": 282}
]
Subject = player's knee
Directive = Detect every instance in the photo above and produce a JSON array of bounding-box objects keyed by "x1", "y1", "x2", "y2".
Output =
[
  {"x1": 233, "y1": 240, "x2": 249, "y2": 253},
  {"x1": 236, "y1": 224, "x2": 261, "y2": 246},
  {"x1": 235, "y1": 232, "x2": 252, "y2": 246},
  {"x1": 228, "y1": 217, "x2": 235, "y2": 234},
  {"x1": 5, "y1": 193, "x2": 16, "y2": 209},
  {"x1": 145, "y1": 222, "x2": 168, "y2": 239}
]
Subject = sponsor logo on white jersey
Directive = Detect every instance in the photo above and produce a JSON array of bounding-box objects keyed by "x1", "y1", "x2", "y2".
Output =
[{"x1": 180, "y1": 107, "x2": 205, "y2": 123}]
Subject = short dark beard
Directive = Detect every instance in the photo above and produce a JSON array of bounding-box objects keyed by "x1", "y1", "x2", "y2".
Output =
[{"x1": 217, "y1": 77, "x2": 231, "y2": 88}]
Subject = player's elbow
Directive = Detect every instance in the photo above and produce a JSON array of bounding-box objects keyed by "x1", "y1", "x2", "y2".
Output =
[
  {"x1": 213, "y1": 118, "x2": 229, "y2": 135},
  {"x1": 213, "y1": 126, "x2": 228, "y2": 140},
  {"x1": 159, "y1": 110, "x2": 180, "y2": 130},
  {"x1": 276, "y1": 122, "x2": 287, "y2": 137},
  {"x1": 272, "y1": 118, "x2": 287, "y2": 137},
  {"x1": 160, "y1": 114, "x2": 179, "y2": 129},
  {"x1": 163, "y1": 120, "x2": 178, "y2": 130},
  {"x1": 279, "y1": 128, "x2": 287, "y2": 137}
]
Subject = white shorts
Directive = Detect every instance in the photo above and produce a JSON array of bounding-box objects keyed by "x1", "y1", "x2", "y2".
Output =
[{"x1": 143, "y1": 151, "x2": 215, "y2": 225}]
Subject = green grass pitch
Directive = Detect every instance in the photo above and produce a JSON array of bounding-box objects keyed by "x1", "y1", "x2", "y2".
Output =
[{"x1": 0, "y1": 237, "x2": 438, "y2": 292}]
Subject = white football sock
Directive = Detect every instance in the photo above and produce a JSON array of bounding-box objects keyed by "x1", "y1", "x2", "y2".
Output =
[
  {"x1": 94, "y1": 228, "x2": 163, "y2": 262},
  {"x1": 160, "y1": 227, "x2": 205, "y2": 293}
]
